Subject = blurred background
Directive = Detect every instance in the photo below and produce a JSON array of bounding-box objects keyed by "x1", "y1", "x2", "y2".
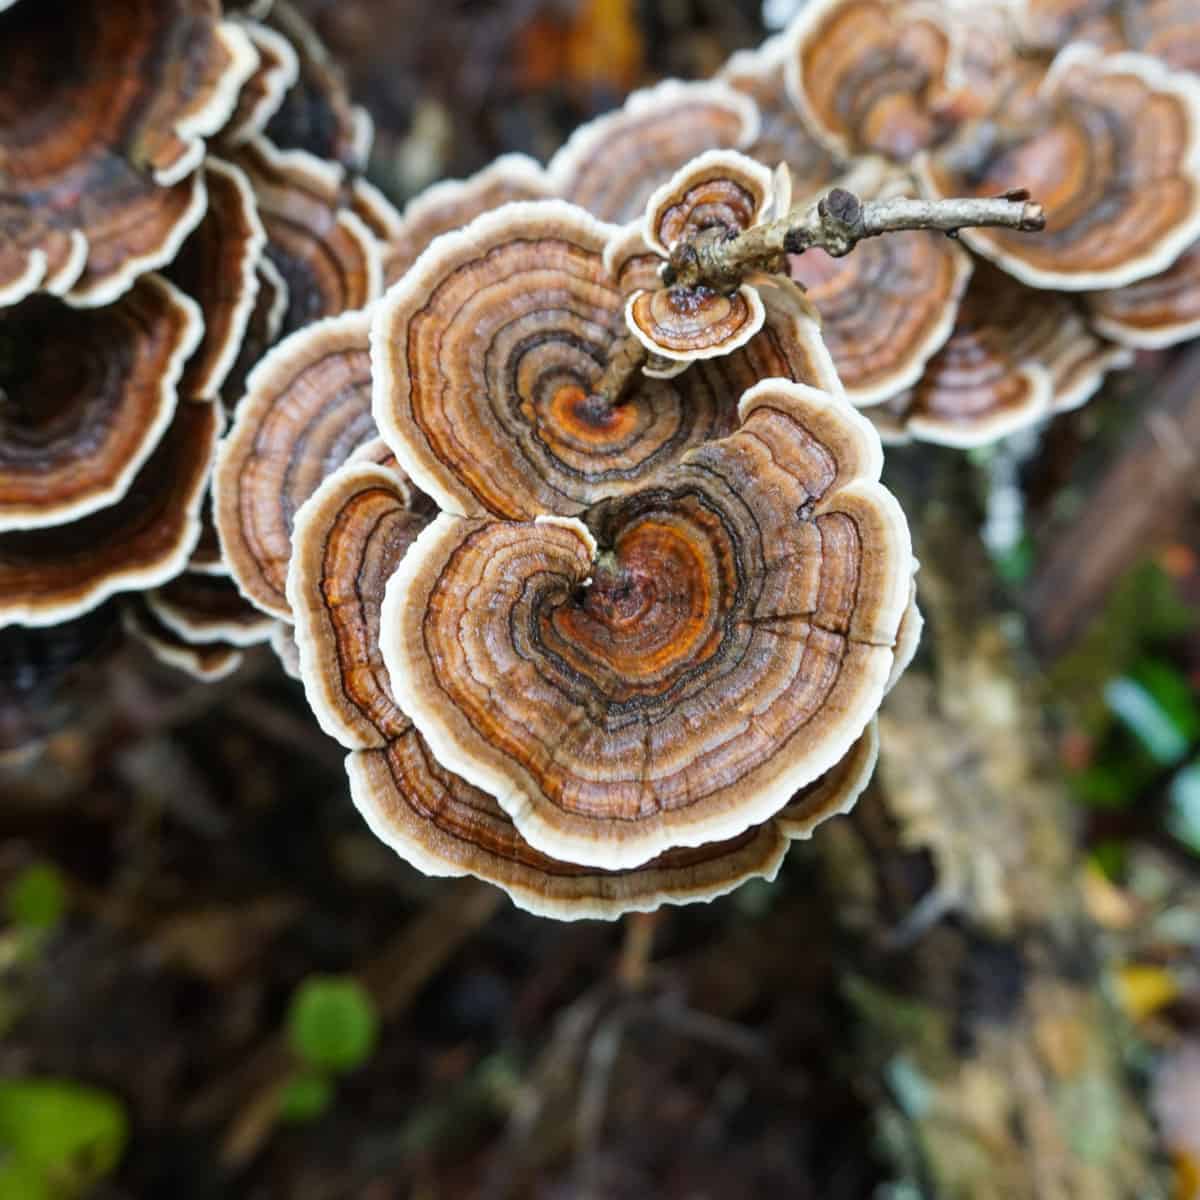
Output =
[{"x1": 3, "y1": 1, "x2": 1200, "y2": 1197}]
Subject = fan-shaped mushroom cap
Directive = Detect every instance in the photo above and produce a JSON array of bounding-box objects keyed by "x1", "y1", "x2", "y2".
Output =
[
  {"x1": 123, "y1": 598, "x2": 243, "y2": 681},
  {"x1": 215, "y1": 310, "x2": 377, "y2": 620},
  {"x1": 789, "y1": 170, "x2": 973, "y2": 406},
  {"x1": 372, "y1": 201, "x2": 838, "y2": 522},
  {"x1": 222, "y1": 256, "x2": 290, "y2": 410},
  {"x1": 167, "y1": 159, "x2": 266, "y2": 400},
  {"x1": 718, "y1": 37, "x2": 841, "y2": 201},
  {"x1": 642, "y1": 150, "x2": 774, "y2": 256},
  {"x1": 1017, "y1": 0, "x2": 1200, "y2": 73},
  {"x1": 0, "y1": 0, "x2": 257, "y2": 308},
  {"x1": 234, "y1": 138, "x2": 381, "y2": 336},
  {"x1": 289, "y1": 457, "x2": 881, "y2": 919},
  {"x1": 381, "y1": 378, "x2": 912, "y2": 869},
  {"x1": 626, "y1": 284, "x2": 767, "y2": 363},
  {"x1": 784, "y1": 0, "x2": 956, "y2": 162},
  {"x1": 0, "y1": 400, "x2": 218, "y2": 628},
  {"x1": 882, "y1": 263, "x2": 1130, "y2": 446},
  {"x1": 0, "y1": 277, "x2": 202, "y2": 533},
  {"x1": 380, "y1": 155, "x2": 555, "y2": 286},
  {"x1": 919, "y1": 46, "x2": 1200, "y2": 290},
  {"x1": 547, "y1": 80, "x2": 760, "y2": 225},
  {"x1": 263, "y1": 0, "x2": 371, "y2": 173},
  {"x1": 219, "y1": 19, "x2": 300, "y2": 146},
  {"x1": 1085, "y1": 238, "x2": 1200, "y2": 347},
  {"x1": 146, "y1": 571, "x2": 275, "y2": 647}
]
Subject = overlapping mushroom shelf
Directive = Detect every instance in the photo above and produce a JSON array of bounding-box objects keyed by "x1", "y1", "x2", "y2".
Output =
[{"x1": 230, "y1": 189, "x2": 921, "y2": 919}]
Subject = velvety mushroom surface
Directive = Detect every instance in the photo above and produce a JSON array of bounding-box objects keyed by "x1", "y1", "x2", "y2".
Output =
[
  {"x1": 883, "y1": 263, "x2": 1130, "y2": 445},
  {"x1": 920, "y1": 46, "x2": 1200, "y2": 290},
  {"x1": 216, "y1": 310, "x2": 377, "y2": 619},
  {"x1": 0, "y1": 277, "x2": 202, "y2": 532},
  {"x1": 0, "y1": 400, "x2": 219, "y2": 628},
  {"x1": 166, "y1": 159, "x2": 265, "y2": 400},
  {"x1": 372, "y1": 201, "x2": 838, "y2": 522},
  {"x1": 547, "y1": 81, "x2": 760, "y2": 225},
  {"x1": 0, "y1": 0, "x2": 256, "y2": 307},
  {"x1": 288, "y1": 457, "x2": 883, "y2": 919},
  {"x1": 381, "y1": 379, "x2": 911, "y2": 869},
  {"x1": 234, "y1": 138, "x2": 381, "y2": 337},
  {"x1": 785, "y1": 0, "x2": 955, "y2": 161}
]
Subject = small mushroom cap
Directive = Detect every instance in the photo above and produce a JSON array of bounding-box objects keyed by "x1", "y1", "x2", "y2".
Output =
[
  {"x1": 372, "y1": 200, "x2": 837, "y2": 522},
  {"x1": 215, "y1": 309, "x2": 378, "y2": 620},
  {"x1": 166, "y1": 159, "x2": 266, "y2": 400},
  {"x1": 0, "y1": 1, "x2": 257, "y2": 307},
  {"x1": 784, "y1": 0, "x2": 956, "y2": 161},
  {"x1": 789, "y1": 170, "x2": 973, "y2": 406},
  {"x1": 381, "y1": 379, "x2": 912, "y2": 869},
  {"x1": 0, "y1": 399, "x2": 219, "y2": 629},
  {"x1": 919, "y1": 46, "x2": 1200, "y2": 291},
  {"x1": 642, "y1": 150, "x2": 775, "y2": 256},
  {"x1": 219, "y1": 19, "x2": 300, "y2": 146},
  {"x1": 547, "y1": 80, "x2": 761, "y2": 225},
  {"x1": 1086, "y1": 238, "x2": 1200, "y2": 348},
  {"x1": 626, "y1": 284, "x2": 767, "y2": 363},
  {"x1": 146, "y1": 571, "x2": 276, "y2": 647},
  {"x1": 234, "y1": 137, "x2": 382, "y2": 336},
  {"x1": 380, "y1": 155, "x2": 555, "y2": 286},
  {"x1": 122, "y1": 598, "x2": 244, "y2": 682},
  {"x1": 884, "y1": 262, "x2": 1130, "y2": 446},
  {"x1": 289, "y1": 455, "x2": 879, "y2": 919},
  {"x1": 263, "y1": 0, "x2": 370, "y2": 173},
  {"x1": 0, "y1": 276, "x2": 203, "y2": 532},
  {"x1": 718, "y1": 37, "x2": 841, "y2": 201}
]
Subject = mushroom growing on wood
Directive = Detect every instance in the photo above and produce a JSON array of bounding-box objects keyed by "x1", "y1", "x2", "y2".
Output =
[
  {"x1": 288, "y1": 456, "x2": 886, "y2": 919},
  {"x1": 919, "y1": 45, "x2": 1200, "y2": 290},
  {"x1": 0, "y1": 278, "x2": 203, "y2": 533},
  {"x1": 381, "y1": 379, "x2": 913, "y2": 869},
  {"x1": 215, "y1": 310, "x2": 377, "y2": 620},
  {"x1": 371, "y1": 199, "x2": 838, "y2": 523},
  {"x1": 0, "y1": 0, "x2": 257, "y2": 307}
]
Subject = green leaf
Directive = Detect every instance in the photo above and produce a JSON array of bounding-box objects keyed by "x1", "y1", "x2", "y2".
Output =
[
  {"x1": 277, "y1": 1071, "x2": 334, "y2": 1123},
  {"x1": 5, "y1": 863, "x2": 67, "y2": 932},
  {"x1": 1104, "y1": 676, "x2": 1192, "y2": 766},
  {"x1": 1089, "y1": 840, "x2": 1127, "y2": 881},
  {"x1": 1167, "y1": 761, "x2": 1200, "y2": 855},
  {"x1": 0, "y1": 1079, "x2": 127, "y2": 1195},
  {"x1": 0, "y1": 1157, "x2": 52, "y2": 1200},
  {"x1": 286, "y1": 977, "x2": 379, "y2": 1073}
]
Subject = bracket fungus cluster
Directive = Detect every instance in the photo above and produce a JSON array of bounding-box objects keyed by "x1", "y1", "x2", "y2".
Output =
[{"x1": 0, "y1": 0, "x2": 387, "y2": 738}]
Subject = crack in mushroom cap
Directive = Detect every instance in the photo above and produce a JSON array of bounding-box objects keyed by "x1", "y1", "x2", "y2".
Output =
[
  {"x1": 372, "y1": 200, "x2": 838, "y2": 523},
  {"x1": 547, "y1": 80, "x2": 760, "y2": 225},
  {"x1": 883, "y1": 262, "x2": 1130, "y2": 447},
  {"x1": 263, "y1": 0, "x2": 370, "y2": 174},
  {"x1": 166, "y1": 159, "x2": 266, "y2": 400},
  {"x1": 0, "y1": 399, "x2": 218, "y2": 629},
  {"x1": 918, "y1": 46, "x2": 1200, "y2": 291},
  {"x1": 146, "y1": 571, "x2": 276, "y2": 647},
  {"x1": 784, "y1": 0, "x2": 957, "y2": 162},
  {"x1": 0, "y1": 0, "x2": 257, "y2": 308},
  {"x1": 219, "y1": 20, "x2": 300, "y2": 147},
  {"x1": 215, "y1": 309, "x2": 378, "y2": 620},
  {"x1": 234, "y1": 137, "x2": 382, "y2": 337},
  {"x1": 122, "y1": 598, "x2": 243, "y2": 682},
  {"x1": 719, "y1": 37, "x2": 841, "y2": 202},
  {"x1": 288, "y1": 457, "x2": 882, "y2": 919},
  {"x1": 789, "y1": 171, "x2": 973, "y2": 407},
  {"x1": 380, "y1": 155, "x2": 556, "y2": 287},
  {"x1": 0, "y1": 276, "x2": 203, "y2": 533},
  {"x1": 1017, "y1": 0, "x2": 1200, "y2": 73},
  {"x1": 379, "y1": 378, "x2": 912, "y2": 869},
  {"x1": 1086, "y1": 238, "x2": 1200, "y2": 347}
]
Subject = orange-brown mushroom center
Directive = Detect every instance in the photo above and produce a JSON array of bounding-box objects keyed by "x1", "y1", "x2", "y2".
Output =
[{"x1": 657, "y1": 179, "x2": 760, "y2": 248}]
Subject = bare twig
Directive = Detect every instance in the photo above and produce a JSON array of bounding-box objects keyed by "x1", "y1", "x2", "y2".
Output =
[
  {"x1": 664, "y1": 186, "x2": 1045, "y2": 291},
  {"x1": 592, "y1": 333, "x2": 649, "y2": 409}
]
